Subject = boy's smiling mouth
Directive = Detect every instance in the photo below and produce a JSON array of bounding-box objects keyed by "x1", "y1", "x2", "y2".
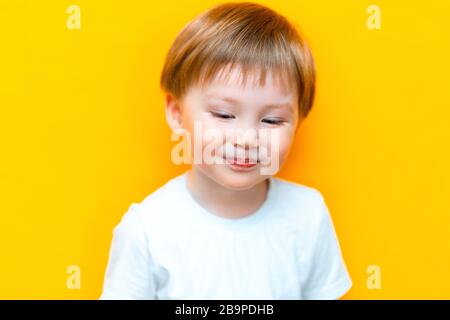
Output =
[{"x1": 222, "y1": 156, "x2": 259, "y2": 170}]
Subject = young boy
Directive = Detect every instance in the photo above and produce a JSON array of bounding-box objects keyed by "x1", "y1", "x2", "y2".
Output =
[{"x1": 100, "y1": 2, "x2": 352, "y2": 300}]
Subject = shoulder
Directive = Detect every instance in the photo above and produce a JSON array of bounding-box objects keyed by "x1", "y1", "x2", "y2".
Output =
[
  {"x1": 272, "y1": 176, "x2": 326, "y2": 214},
  {"x1": 115, "y1": 173, "x2": 187, "y2": 236},
  {"x1": 140, "y1": 174, "x2": 184, "y2": 212},
  {"x1": 271, "y1": 177, "x2": 330, "y2": 236}
]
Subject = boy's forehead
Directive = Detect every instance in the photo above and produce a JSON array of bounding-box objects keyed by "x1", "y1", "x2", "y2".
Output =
[{"x1": 201, "y1": 65, "x2": 296, "y2": 100}]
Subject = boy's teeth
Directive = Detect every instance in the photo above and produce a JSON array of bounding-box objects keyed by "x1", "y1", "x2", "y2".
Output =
[{"x1": 235, "y1": 158, "x2": 255, "y2": 163}]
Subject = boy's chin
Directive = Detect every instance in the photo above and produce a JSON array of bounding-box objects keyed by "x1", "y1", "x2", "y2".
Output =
[{"x1": 208, "y1": 166, "x2": 265, "y2": 191}]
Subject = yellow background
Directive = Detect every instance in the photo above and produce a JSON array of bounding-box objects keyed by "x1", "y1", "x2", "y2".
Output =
[{"x1": 1, "y1": 0, "x2": 449, "y2": 299}]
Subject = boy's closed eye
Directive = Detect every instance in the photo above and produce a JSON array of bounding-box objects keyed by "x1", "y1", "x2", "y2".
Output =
[
  {"x1": 262, "y1": 118, "x2": 286, "y2": 125},
  {"x1": 209, "y1": 111, "x2": 286, "y2": 126},
  {"x1": 209, "y1": 110, "x2": 235, "y2": 119}
]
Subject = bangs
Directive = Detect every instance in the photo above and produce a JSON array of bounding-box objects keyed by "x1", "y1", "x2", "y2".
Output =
[{"x1": 195, "y1": 60, "x2": 296, "y2": 95}]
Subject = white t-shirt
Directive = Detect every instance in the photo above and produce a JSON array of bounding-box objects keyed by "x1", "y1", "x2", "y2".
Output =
[{"x1": 99, "y1": 172, "x2": 352, "y2": 300}]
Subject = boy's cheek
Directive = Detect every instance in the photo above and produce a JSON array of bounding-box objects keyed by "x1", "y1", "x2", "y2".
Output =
[
  {"x1": 267, "y1": 131, "x2": 294, "y2": 164},
  {"x1": 277, "y1": 137, "x2": 295, "y2": 164}
]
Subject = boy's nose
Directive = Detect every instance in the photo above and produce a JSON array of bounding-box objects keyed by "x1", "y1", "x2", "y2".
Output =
[{"x1": 232, "y1": 128, "x2": 259, "y2": 150}]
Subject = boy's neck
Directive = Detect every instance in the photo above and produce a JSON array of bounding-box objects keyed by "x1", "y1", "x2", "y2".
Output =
[{"x1": 186, "y1": 168, "x2": 269, "y2": 220}]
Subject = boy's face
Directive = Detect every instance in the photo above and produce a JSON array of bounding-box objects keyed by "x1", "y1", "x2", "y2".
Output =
[{"x1": 166, "y1": 66, "x2": 300, "y2": 190}]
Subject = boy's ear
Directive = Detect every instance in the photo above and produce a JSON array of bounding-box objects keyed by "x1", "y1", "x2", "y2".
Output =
[{"x1": 164, "y1": 93, "x2": 183, "y2": 131}]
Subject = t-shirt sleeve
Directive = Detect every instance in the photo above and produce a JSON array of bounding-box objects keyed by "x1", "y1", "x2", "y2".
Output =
[
  {"x1": 301, "y1": 191, "x2": 352, "y2": 300},
  {"x1": 99, "y1": 204, "x2": 157, "y2": 299}
]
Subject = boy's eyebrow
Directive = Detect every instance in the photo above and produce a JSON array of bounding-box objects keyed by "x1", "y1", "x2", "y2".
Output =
[{"x1": 206, "y1": 93, "x2": 294, "y2": 113}]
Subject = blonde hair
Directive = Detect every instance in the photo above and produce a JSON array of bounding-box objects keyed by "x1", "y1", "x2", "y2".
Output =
[{"x1": 160, "y1": 2, "x2": 316, "y2": 118}]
